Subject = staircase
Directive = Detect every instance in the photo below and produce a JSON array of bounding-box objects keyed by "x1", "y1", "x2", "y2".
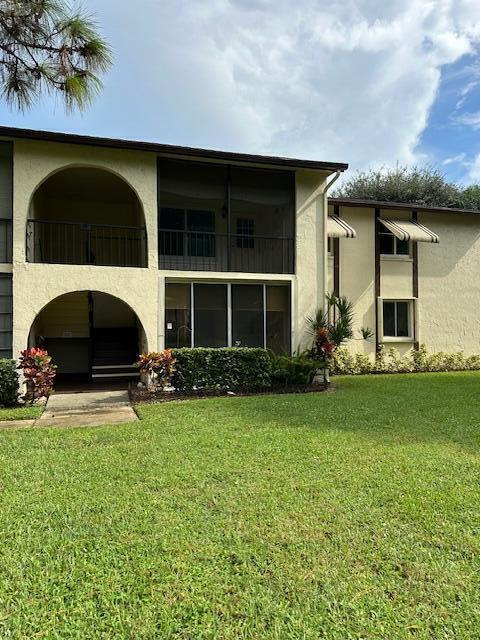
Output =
[
  {"x1": 91, "y1": 363, "x2": 139, "y2": 381},
  {"x1": 91, "y1": 328, "x2": 140, "y2": 383}
]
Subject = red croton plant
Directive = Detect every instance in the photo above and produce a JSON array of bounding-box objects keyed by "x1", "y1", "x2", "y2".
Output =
[
  {"x1": 18, "y1": 347, "x2": 56, "y2": 403},
  {"x1": 136, "y1": 349, "x2": 176, "y2": 391}
]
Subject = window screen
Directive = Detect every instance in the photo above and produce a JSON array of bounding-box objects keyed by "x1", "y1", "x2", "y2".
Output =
[
  {"x1": 266, "y1": 286, "x2": 290, "y2": 353},
  {"x1": 232, "y1": 284, "x2": 263, "y2": 347},
  {"x1": 0, "y1": 143, "x2": 12, "y2": 263},
  {"x1": 159, "y1": 159, "x2": 226, "y2": 258},
  {"x1": 0, "y1": 274, "x2": 12, "y2": 358},
  {"x1": 230, "y1": 167, "x2": 294, "y2": 239},
  {"x1": 165, "y1": 283, "x2": 191, "y2": 348},
  {"x1": 194, "y1": 284, "x2": 227, "y2": 347}
]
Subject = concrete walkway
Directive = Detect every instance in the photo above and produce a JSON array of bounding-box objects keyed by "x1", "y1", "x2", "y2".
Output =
[{"x1": 37, "y1": 390, "x2": 138, "y2": 428}]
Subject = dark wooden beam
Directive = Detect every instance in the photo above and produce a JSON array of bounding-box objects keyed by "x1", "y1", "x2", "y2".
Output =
[
  {"x1": 374, "y1": 207, "x2": 381, "y2": 352},
  {"x1": 412, "y1": 210, "x2": 419, "y2": 349},
  {"x1": 333, "y1": 204, "x2": 340, "y2": 297}
]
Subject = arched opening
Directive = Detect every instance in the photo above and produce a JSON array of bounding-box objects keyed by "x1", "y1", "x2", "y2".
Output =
[
  {"x1": 28, "y1": 291, "x2": 146, "y2": 387},
  {"x1": 27, "y1": 167, "x2": 147, "y2": 267}
]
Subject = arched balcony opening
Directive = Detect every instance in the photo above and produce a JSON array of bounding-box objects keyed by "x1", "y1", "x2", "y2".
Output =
[{"x1": 27, "y1": 167, "x2": 147, "y2": 268}]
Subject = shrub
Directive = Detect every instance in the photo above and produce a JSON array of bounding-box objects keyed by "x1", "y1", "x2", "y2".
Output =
[
  {"x1": 270, "y1": 353, "x2": 319, "y2": 386},
  {"x1": 330, "y1": 344, "x2": 480, "y2": 376},
  {"x1": 171, "y1": 348, "x2": 271, "y2": 393},
  {"x1": 18, "y1": 347, "x2": 56, "y2": 402},
  {"x1": 136, "y1": 350, "x2": 176, "y2": 390},
  {"x1": 0, "y1": 359, "x2": 19, "y2": 407},
  {"x1": 306, "y1": 293, "x2": 354, "y2": 365}
]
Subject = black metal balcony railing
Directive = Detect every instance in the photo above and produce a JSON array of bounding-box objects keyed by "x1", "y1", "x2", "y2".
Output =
[
  {"x1": 159, "y1": 229, "x2": 294, "y2": 274},
  {"x1": 26, "y1": 219, "x2": 148, "y2": 268}
]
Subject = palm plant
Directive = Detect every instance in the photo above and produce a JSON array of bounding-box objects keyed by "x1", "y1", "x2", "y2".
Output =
[{"x1": 306, "y1": 292, "x2": 354, "y2": 364}]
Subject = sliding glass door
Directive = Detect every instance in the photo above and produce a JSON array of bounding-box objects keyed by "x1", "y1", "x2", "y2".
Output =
[
  {"x1": 194, "y1": 284, "x2": 228, "y2": 347},
  {"x1": 165, "y1": 282, "x2": 291, "y2": 353},
  {"x1": 232, "y1": 285, "x2": 264, "y2": 347}
]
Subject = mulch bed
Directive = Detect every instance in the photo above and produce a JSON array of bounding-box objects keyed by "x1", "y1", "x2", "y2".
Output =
[{"x1": 130, "y1": 382, "x2": 331, "y2": 405}]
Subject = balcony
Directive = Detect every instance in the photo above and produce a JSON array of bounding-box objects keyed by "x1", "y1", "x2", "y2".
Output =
[
  {"x1": 27, "y1": 166, "x2": 147, "y2": 268},
  {"x1": 159, "y1": 229, "x2": 294, "y2": 274},
  {"x1": 26, "y1": 219, "x2": 147, "y2": 268}
]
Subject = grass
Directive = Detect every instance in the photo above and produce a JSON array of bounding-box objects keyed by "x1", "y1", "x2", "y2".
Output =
[
  {"x1": 0, "y1": 404, "x2": 43, "y2": 421},
  {"x1": 1, "y1": 372, "x2": 480, "y2": 638}
]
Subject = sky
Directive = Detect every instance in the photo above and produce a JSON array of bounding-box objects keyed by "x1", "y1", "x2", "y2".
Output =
[{"x1": 2, "y1": 0, "x2": 480, "y2": 184}]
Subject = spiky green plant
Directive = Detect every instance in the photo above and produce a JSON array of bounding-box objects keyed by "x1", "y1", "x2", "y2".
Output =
[
  {"x1": 306, "y1": 293, "x2": 354, "y2": 346},
  {"x1": 0, "y1": 0, "x2": 111, "y2": 111},
  {"x1": 306, "y1": 293, "x2": 354, "y2": 364}
]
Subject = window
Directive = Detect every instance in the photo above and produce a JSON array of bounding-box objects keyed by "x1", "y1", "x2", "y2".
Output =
[
  {"x1": 379, "y1": 229, "x2": 410, "y2": 256},
  {"x1": 382, "y1": 300, "x2": 412, "y2": 338},
  {"x1": 165, "y1": 282, "x2": 291, "y2": 352},
  {"x1": 327, "y1": 237, "x2": 333, "y2": 254},
  {"x1": 160, "y1": 208, "x2": 215, "y2": 257},
  {"x1": 165, "y1": 283, "x2": 191, "y2": 348},
  {"x1": 236, "y1": 218, "x2": 255, "y2": 249}
]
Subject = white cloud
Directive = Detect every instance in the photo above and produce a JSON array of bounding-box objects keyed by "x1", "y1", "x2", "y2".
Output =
[
  {"x1": 8, "y1": 0, "x2": 480, "y2": 172},
  {"x1": 106, "y1": 0, "x2": 480, "y2": 169},
  {"x1": 443, "y1": 153, "x2": 467, "y2": 166},
  {"x1": 453, "y1": 111, "x2": 480, "y2": 129},
  {"x1": 468, "y1": 153, "x2": 480, "y2": 181}
]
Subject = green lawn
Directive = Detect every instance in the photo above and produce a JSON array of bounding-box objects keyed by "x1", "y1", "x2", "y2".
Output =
[
  {"x1": 0, "y1": 404, "x2": 43, "y2": 421},
  {"x1": 1, "y1": 373, "x2": 480, "y2": 638}
]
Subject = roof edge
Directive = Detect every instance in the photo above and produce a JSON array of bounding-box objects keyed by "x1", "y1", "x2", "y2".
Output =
[
  {"x1": 329, "y1": 197, "x2": 480, "y2": 216},
  {"x1": 0, "y1": 125, "x2": 348, "y2": 172}
]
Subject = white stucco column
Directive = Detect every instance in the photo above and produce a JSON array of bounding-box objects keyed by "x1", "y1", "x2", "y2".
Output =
[{"x1": 294, "y1": 170, "x2": 328, "y2": 351}]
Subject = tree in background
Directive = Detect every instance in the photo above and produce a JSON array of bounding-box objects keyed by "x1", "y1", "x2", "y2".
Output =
[
  {"x1": 0, "y1": 0, "x2": 111, "y2": 111},
  {"x1": 334, "y1": 165, "x2": 480, "y2": 211},
  {"x1": 462, "y1": 185, "x2": 480, "y2": 210}
]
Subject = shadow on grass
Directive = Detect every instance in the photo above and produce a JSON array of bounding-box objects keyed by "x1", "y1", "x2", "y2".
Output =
[{"x1": 141, "y1": 372, "x2": 480, "y2": 452}]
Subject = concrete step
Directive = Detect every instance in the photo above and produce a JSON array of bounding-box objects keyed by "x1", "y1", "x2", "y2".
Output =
[{"x1": 91, "y1": 364, "x2": 139, "y2": 380}]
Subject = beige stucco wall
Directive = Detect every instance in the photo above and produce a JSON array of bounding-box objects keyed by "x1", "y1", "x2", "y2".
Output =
[
  {"x1": 418, "y1": 211, "x2": 480, "y2": 354},
  {"x1": 11, "y1": 139, "x2": 160, "y2": 357},
  {"x1": 329, "y1": 204, "x2": 480, "y2": 357},
  {"x1": 338, "y1": 206, "x2": 376, "y2": 356},
  {"x1": 6, "y1": 138, "x2": 330, "y2": 357}
]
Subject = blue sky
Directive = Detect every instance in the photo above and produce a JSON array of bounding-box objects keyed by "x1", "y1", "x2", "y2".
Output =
[{"x1": 2, "y1": 0, "x2": 480, "y2": 184}]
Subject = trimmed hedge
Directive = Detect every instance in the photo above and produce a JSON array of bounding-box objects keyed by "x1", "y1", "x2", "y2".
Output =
[
  {"x1": 270, "y1": 353, "x2": 319, "y2": 386},
  {"x1": 171, "y1": 348, "x2": 272, "y2": 392},
  {"x1": 0, "y1": 359, "x2": 19, "y2": 407}
]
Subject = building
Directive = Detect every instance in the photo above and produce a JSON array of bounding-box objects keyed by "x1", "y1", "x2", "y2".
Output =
[
  {"x1": 0, "y1": 126, "x2": 348, "y2": 382},
  {"x1": 327, "y1": 198, "x2": 480, "y2": 357}
]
